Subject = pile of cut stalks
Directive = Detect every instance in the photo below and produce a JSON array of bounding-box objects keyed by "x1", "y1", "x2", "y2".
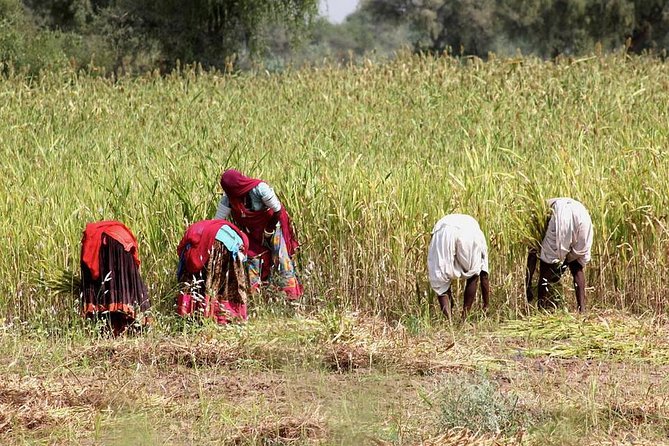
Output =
[{"x1": 497, "y1": 311, "x2": 669, "y2": 364}]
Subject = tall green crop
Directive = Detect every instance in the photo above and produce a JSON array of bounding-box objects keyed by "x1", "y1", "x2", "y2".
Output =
[{"x1": 1, "y1": 53, "x2": 668, "y2": 325}]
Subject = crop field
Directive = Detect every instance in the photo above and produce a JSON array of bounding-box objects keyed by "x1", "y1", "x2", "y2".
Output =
[{"x1": 1, "y1": 53, "x2": 669, "y2": 444}]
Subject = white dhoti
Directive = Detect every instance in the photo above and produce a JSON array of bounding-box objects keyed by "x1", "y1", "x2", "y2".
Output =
[
  {"x1": 427, "y1": 214, "x2": 489, "y2": 295},
  {"x1": 539, "y1": 198, "x2": 593, "y2": 266}
]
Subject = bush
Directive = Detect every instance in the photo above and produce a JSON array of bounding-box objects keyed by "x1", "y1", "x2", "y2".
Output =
[{"x1": 0, "y1": 0, "x2": 71, "y2": 76}]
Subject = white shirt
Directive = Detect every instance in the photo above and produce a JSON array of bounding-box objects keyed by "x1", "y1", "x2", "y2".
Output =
[
  {"x1": 427, "y1": 214, "x2": 489, "y2": 295},
  {"x1": 539, "y1": 198, "x2": 593, "y2": 266}
]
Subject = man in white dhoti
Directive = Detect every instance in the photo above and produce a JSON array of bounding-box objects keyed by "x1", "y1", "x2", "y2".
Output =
[
  {"x1": 525, "y1": 197, "x2": 593, "y2": 312},
  {"x1": 427, "y1": 214, "x2": 490, "y2": 319}
]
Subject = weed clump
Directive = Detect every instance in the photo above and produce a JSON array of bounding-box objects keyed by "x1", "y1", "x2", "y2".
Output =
[{"x1": 439, "y1": 374, "x2": 528, "y2": 436}]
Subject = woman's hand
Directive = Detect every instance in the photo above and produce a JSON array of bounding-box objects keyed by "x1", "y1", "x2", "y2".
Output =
[{"x1": 263, "y1": 228, "x2": 275, "y2": 248}]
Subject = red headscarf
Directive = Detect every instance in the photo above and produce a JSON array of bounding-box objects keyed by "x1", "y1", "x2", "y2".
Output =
[
  {"x1": 220, "y1": 169, "x2": 262, "y2": 198},
  {"x1": 177, "y1": 219, "x2": 248, "y2": 274},
  {"x1": 81, "y1": 221, "x2": 141, "y2": 280},
  {"x1": 218, "y1": 169, "x2": 299, "y2": 259}
]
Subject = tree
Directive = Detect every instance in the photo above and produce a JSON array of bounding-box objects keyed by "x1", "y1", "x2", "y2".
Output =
[
  {"x1": 361, "y1": 0, "x2": 500, "y2": 57},
  {"x1": 361, "y1": 0, "x2": 669, "y2": 57},
  {"x1": 18, "y1": 0, "x2": 319, "y2": 72},
  {"x1": 1, "y1": 0, "x2": 74, "y2": 75},
  {"x1": 628, "y1": 0, "x2": 669, "y2": 52},
  {"x1": 118, "y1": 0, "x2": 319, "y2": 70}
]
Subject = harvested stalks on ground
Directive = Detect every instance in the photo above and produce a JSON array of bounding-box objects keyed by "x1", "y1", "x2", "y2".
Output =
[
  {"x1": 229, "y1": 416, "x2": 327, "y2": 444},
  {"x1": 497, "y1": 311, "x2": 669, "y2": 363}
]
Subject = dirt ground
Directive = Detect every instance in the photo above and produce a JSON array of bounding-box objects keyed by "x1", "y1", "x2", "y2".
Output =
[{"x1": 1, "y1": 310, "x2": 668, "y2": 445}]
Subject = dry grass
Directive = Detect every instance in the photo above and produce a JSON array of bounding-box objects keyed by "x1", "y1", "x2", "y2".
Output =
[
  {"x1": 69, "y1": 314, "x2": 499, "y2": 378},
  {"x1": 0, "y1": 376, "x2": 97, "y2": 434},
  {"x1": 497, "y1": 310, "x2": 669, "y2": 364},
  {"x1": 325, "y1": 336, "x2": 492, "y2": 376},
  {"x1": 229, "y1": 416, "x2": 327, "y2": 445},
  {"x1": 317, "y1": 312, "x2": 503, "y2": 376},
  {"x1": 76, "y1": 338, "x2": 243, "y2": 369},
  {"x1": 416, "y1": 428, "x2": 523, "y2": 446},
  {"x1": 1, "y1": 311, "x2": 666, "y2": 444}
]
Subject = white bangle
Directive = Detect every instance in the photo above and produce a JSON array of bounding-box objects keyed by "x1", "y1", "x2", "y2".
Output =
[{"x1": 263, "y1": 229, "x2": 275, "y2": 237}]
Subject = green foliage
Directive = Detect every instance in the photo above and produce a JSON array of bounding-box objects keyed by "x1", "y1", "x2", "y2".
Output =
[
  {"x1": 4, "y1": 0, "x2": 669, "y2": 73},
  {"x1": 0, "y1": 0, "x2": 21, "y2": 18},
  {"x1": 0, "y1": 0, "x2": 72, "y2": 75},
  {"x1": 362, "y1": 0, "x2": 669, "y2": 57},
  {"x1": 113, "y1": 0, "x2": 319, "y2": 70},
  {"x1": 314, "y1": 9, "x2": 413, "y2": 57},
  {"x1": 268, "y1": 13, "x2": 413, "y2": 69},
  {"x1": 1, "y1": 0, "x2": 318, "y2": 74},
  {"x1": 439, "y1": 374, "x2": 528, "y2": 434}
]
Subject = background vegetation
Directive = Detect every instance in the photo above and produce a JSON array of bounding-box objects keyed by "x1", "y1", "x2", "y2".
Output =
[
  {"x1": 3, "y1": 0, "x2": 669, "y2": 75},
  {"x1": 358, "y1": 0, "x2": 669, "y2": 57},
  {"x1": 0, "y1": 0, "x2": 319, "y2": 75}
]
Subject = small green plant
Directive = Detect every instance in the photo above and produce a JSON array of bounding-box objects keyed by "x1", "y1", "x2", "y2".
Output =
[{"x1": 439, "y1": 374, "x2": 528, "y2": 435}]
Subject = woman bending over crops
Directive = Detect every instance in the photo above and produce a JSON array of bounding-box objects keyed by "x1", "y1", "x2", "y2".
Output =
[
  {"x1": 427, "y1": 214, "x2": 490, "y2": 319},
  {"x1": 176, "y1": 219, "x2": 249, "y2": 324},
  {"x1": 525, "y1": 197, "x2": 593, "y2": 312},
  {"x1": 80, "y1": 221, "x2": 151, "y2": 335},
  {"x1": 215, "y1": 169, "x2": 302, "y2": 299}
]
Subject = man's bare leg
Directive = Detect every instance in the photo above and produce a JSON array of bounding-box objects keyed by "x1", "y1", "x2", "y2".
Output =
[
  {"x1": 538, "y1": 260, "x2": 562, "y2": 310},
  {"x1": 480, "y1": 271, "x2": 490, "y2": 312},
  {"x1": 438, "y1": 288, "x2": 454, "y2": 320},
  {"x1": 525, "y1": 250, "x2": 538, "y2": 302},
  {"x1": 568, "y1": 260, "x2": 586, "y2": 312},
  {"x1": 463, "y1": 275, "x2": 479, "y2": 318}
]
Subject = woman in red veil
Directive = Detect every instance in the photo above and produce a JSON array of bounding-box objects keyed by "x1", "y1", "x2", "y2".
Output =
[{"x1": 215, "y1": 169, "x2": 302, "y2": 299}]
